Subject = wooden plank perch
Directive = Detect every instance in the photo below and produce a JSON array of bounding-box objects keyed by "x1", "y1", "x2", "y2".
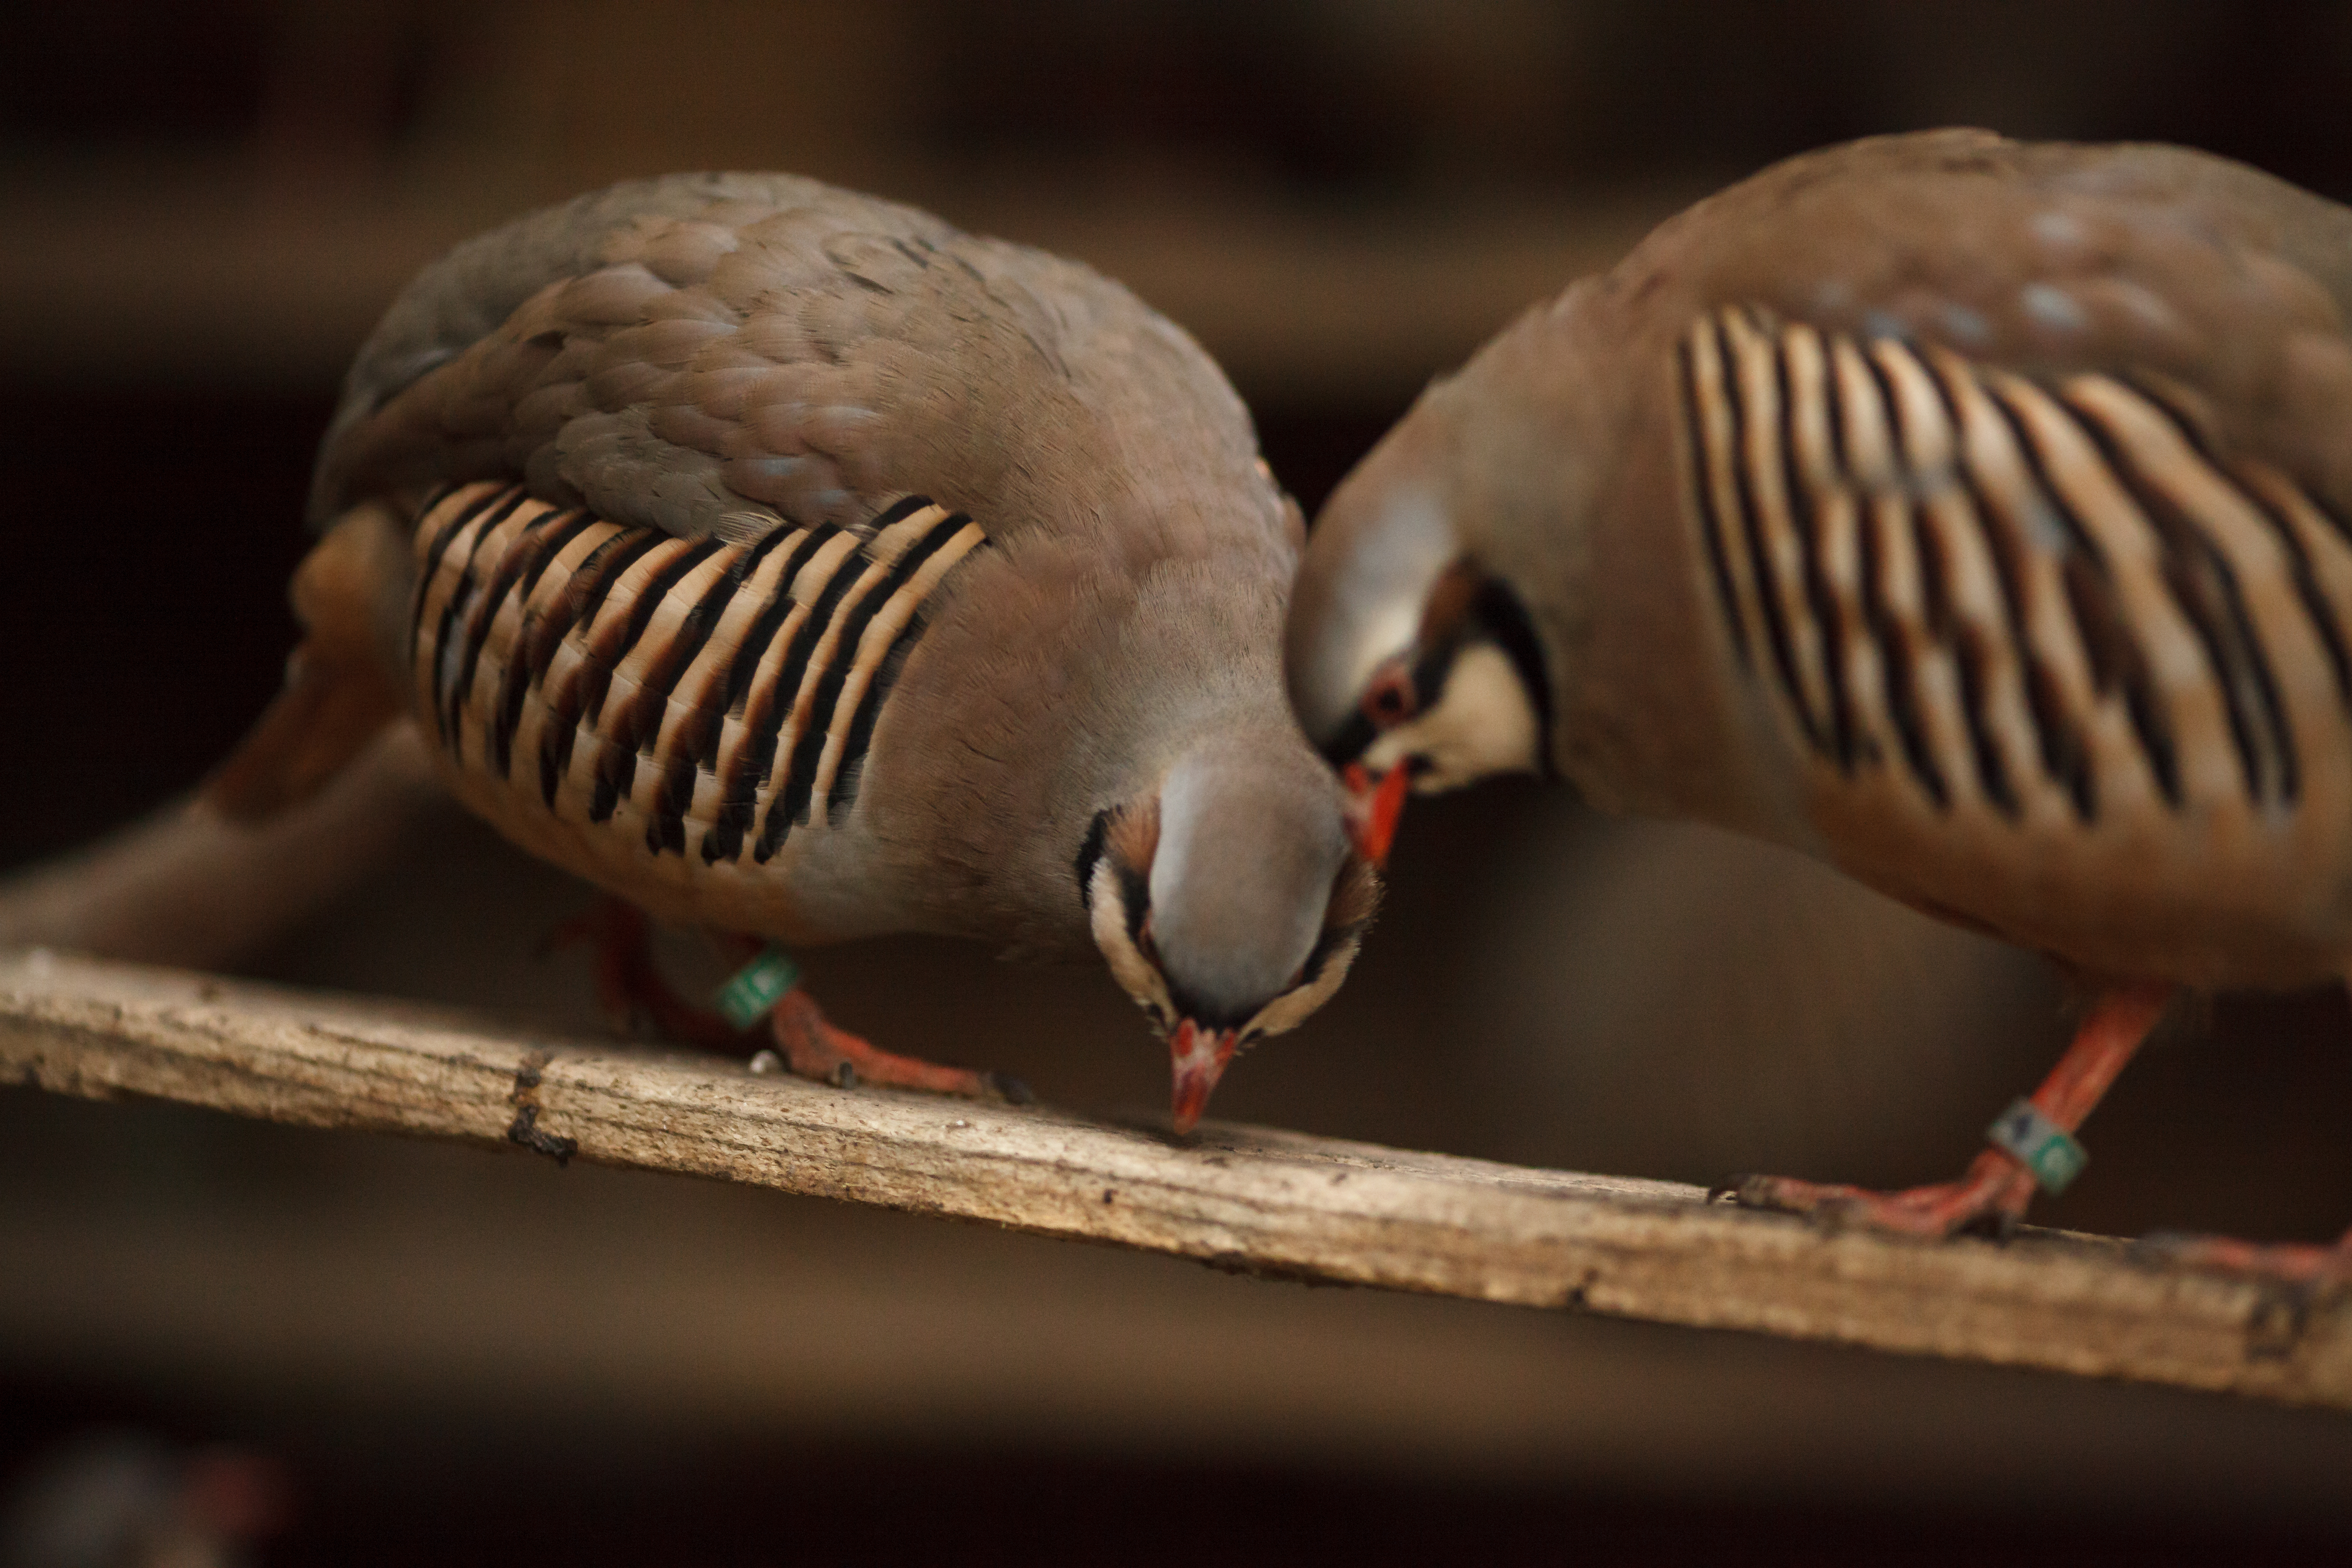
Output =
[{"x1": 4, "y1": 947, "x2": 2346, "y2": 1410}]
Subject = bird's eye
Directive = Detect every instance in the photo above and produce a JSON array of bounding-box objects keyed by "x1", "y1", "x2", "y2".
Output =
[{"x1": 1363, "y1": 664, "x2": 1416, "y2": 728}]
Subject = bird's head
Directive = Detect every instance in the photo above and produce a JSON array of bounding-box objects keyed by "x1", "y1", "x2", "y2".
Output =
[
  {"x1": 1283, "y1": 393, "x2": 1554, "y2": 861},
  {"x1": 1077, "y1": 737, "x2": 1380, "y2": 1135}
]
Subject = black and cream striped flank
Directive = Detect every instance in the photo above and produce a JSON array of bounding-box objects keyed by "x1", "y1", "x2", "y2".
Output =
[
  {"x1": 1677, "y1": 304, "x2": 2352, "y2": 825},
  {"x1": 409, "y1": 484, "x2": 988, "y2": 868}
]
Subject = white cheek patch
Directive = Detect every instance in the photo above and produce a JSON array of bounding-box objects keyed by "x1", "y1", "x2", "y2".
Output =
[
  {"x1": 1090, "y1": 859, "x2": 1175, "y2": 1029},
  {"x1": 1239, "y1": 929, "x2": 1363, "y2": 1042},
  {"x1": 1362, "y1": 641, "x2": 1540, "y2": 791}
]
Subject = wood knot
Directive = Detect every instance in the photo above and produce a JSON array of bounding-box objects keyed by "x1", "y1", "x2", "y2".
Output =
[{"x1": 506, "y1": 1048, "x2": 576, "y2": 1166}]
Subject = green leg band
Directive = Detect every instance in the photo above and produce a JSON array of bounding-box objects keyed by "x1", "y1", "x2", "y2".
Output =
[
  {"x1": 714, "y1": 946, "x2": 801, "y2": 1030},
  {"x1": 1986, "y1": 1098, "x2": 2088, "y2": 1195}
]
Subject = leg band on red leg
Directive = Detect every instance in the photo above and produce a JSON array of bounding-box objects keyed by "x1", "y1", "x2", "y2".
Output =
[
  {"x1": 1986, "y1": 1099, "x2": 2089, "y2": 1194},
  {"x1": 1728, "y1": 984, "x2": 2171, "y2": 1238},
  {"x1": 714, "y1": 945, "x2": 802, "y2": 1029}
]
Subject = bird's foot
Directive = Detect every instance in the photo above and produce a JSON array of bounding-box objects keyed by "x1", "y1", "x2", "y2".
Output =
[
  {"x1": 547, "y1": 897, "x2": 752, "y2": 1051},
  {"x1": 2133, "y1": 1226, "x2": 2352, "y2": 1287},
  {"x1": 549, "y1": 899, "x2": 1031, "y2": 1103},
  {"x1": 1722, "y1": 1148, "x2": 2043, "y2": 1239},
  {"x1": 1725, "y1": 985, "x2": 2172, "y2": 1241},
  {"x1": 770, "y1": 989, "x2": 1032, "y2": 1105}
]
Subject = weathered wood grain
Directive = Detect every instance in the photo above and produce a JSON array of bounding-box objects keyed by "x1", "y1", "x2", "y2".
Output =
[{"x1": 3, "y1": 947, "x2": 2345, "y2": 1408}]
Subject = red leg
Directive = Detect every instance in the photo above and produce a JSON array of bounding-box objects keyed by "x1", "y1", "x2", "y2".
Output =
[
  {"x1": 2141, "y1": 1230, "x2": 2352, "y2": 1284},
  {"x1": 1731, "y1": 983, "x2": 2173, "y2": 1237},
  {"x1": 770, "y1": 989, "x2": 1030, "y2": 1104},
  {"x1": 549, "y1": 897, "x2": 751, "y2": 1050},
  {"x1": 2128, "y1": 974, "x2": 2352, "y2": 1285},
  {"x1": 552, "y1": 897, "x2": 1030, "y2": 1104}
]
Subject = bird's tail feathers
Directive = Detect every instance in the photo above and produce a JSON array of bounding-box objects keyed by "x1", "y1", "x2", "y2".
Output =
[
  {"x1": 0, "y1": 724, "x2": 443, "y2": 970},
  {"x1": 207, "y1": 502, "x2": 411, "y2": 821}
]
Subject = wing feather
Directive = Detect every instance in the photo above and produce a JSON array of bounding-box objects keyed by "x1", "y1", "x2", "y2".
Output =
[{"x1": 1680, "y1": 305, "x2": 2352, "y2": 838}]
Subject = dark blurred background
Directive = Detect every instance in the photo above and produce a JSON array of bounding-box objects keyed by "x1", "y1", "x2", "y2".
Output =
[{"x1": 7, "y1": 3, "x2": 2352, "y2": 1564}]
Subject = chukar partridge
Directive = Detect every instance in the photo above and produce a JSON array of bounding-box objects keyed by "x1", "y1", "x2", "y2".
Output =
[
  {"x1": 211, "y1": 172, "x2": 1377, "y2": 1132},
  {"x1": 1287, "y1": 129, "x2": 2352, "y2": 1269}
]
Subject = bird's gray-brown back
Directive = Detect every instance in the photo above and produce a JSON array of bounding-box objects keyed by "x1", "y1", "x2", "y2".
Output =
[{"x1": 311, "y1": 171, "x2": 1277, "y2": 568}]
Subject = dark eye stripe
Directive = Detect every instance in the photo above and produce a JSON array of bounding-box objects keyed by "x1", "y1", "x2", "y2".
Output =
[
  {"x1": 1073, "y1": 809, "x2": 1114, "y2": 913},
  {"x1": 1120, "y1": 861, "x2": 1152, "y2": 946}
]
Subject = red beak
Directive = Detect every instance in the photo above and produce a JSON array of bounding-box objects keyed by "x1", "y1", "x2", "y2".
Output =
[
  {"x1": 1168, "y1": 1017, "x2": 1239, "y2": 1135},
  {"x1": 1340, "y1": 761, "x2": 1411, "y2": 869}
]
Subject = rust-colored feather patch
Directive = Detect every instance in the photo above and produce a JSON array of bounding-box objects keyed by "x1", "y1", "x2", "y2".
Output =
[
  {"x1": 207, "y1": 502, "x2": 409, "y2": 821},
  {"x1": 1104, "y1": 795, "x2": 1162, "y2": 876}
]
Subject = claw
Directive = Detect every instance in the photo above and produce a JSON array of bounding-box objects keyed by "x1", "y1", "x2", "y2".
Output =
[
  {"x1": 1731, "y1": 1151, "x2": 2040, "y2": 1239},
  {"x1": 550, "y1": 897, "x2": 748, "y2": 1050},
  {"x1": 2130, "y1": 1228, "x2": 2352, "y2": 1287},
  {"x1": 771, "y1": 989, "x2": 1009, "y2": 1101}
]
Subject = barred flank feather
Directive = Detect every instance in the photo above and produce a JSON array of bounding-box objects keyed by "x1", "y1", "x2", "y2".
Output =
[
  {"x1": 1677, "y1": 305, "x2": 2352, "y2": 828},
  {"x1": 407, "y1": 483, "x2": 987, "y2": 869}
]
